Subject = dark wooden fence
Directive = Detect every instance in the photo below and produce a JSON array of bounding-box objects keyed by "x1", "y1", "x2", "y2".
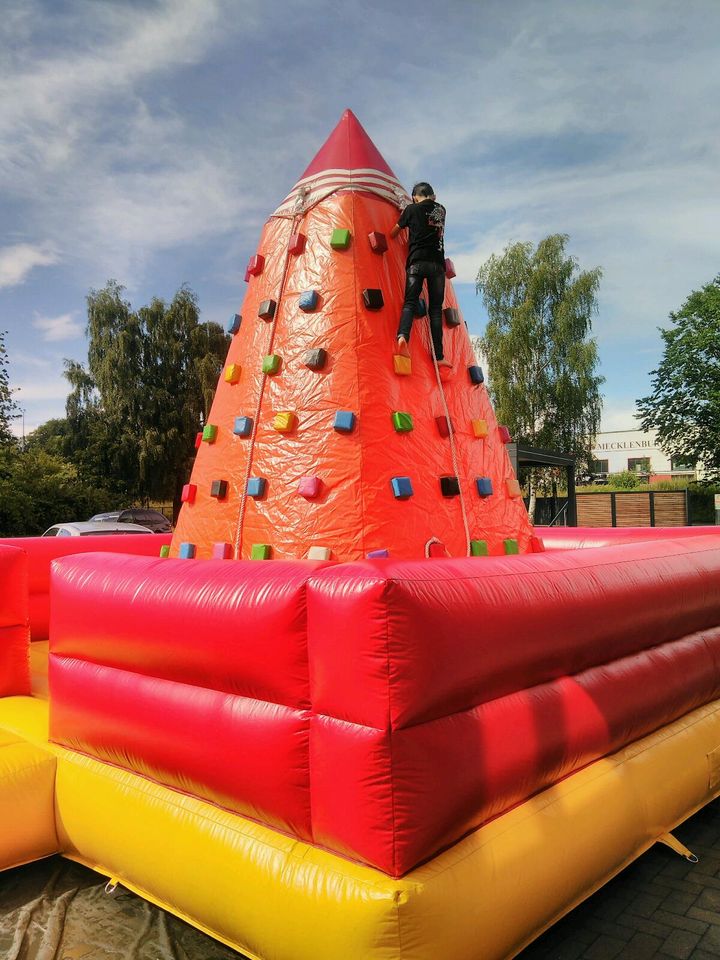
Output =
[{"x1": 531, "y1": 491, "x2": 699, "y2": 527}]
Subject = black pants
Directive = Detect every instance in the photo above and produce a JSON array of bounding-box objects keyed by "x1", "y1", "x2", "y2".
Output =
[{"x1": 397, "y1": 260, "x2": 446, "y2": 360}]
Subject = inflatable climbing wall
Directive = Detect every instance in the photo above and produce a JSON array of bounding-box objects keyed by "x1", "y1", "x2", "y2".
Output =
[{"x1": 171, "y1": 110, "x2": 534, "y2": 560}]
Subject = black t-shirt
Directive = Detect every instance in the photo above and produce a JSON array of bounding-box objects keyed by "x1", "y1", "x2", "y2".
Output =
[{"x1": 397, "y1": 198, "x2": 446, "y2": 267}]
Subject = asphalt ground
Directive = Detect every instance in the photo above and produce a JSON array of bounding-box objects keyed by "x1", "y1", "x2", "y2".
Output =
[{"x1": 2, "y1": 798, "x2": 720, "y2": 959}]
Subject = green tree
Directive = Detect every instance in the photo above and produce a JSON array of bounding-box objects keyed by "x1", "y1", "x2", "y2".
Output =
[
  {"x1": 0, "y1": 446, "x2": 115, "y2": 536},
  {"x1": 0, "y1": 331, "x2": 18, "y2": 447},
  {"x1": 82, "y1": 281, "x2": 229, "y2": 513},
  {"x1": 476, "y1": 234, "x2": 604, "y2": 514},
  {"x1": 637, "y1": 276, "x2": 720, "y2": 482}
]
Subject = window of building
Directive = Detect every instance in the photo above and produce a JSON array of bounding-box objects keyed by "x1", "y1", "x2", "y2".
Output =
[
  {"x1": 628, "y1": 457, "x2": 651, "y2": 473},
  {"x1": 671, "y1": 457, "x2": 696, "y2": 472},
  {"x1": 591, "y1": 459, "x2": 609, "y2": 473}
]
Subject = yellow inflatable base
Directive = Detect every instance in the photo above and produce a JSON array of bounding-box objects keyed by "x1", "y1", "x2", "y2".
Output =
[
  {"x1": 0, "y1": 724, "x2": 57, "y2": 871},
  {"x1": 1, "y1": 694, "x2": 720, "y2": 960}
]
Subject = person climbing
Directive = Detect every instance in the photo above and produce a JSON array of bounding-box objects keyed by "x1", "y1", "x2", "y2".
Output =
[{"x1": 390, "y1": 182, "x2": 451, "y2": 367}]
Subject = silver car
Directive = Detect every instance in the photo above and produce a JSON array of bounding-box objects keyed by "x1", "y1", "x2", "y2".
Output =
[{"x1": 42, "y1": 521, "x2": 154, "y2": 537}]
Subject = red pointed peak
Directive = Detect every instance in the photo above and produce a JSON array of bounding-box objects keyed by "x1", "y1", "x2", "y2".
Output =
[{"x1": 300, "y1": 110, "x2": 397, "y2": 180}]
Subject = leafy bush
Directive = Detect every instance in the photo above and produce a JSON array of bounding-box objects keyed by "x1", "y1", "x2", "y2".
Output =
[
  {"x1": 0, "y1": 447, "x2": 122, "y2": 537},
  {"x1": 608, "y1": 470, "x2": 640, "y2": 489}
]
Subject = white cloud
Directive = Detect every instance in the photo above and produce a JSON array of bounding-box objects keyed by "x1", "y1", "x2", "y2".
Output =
[
  {"x1": 0, "y1": 244, "x2": 58, "y2": 288},
  {"x1": 32, "y1": 312, "x2": 83, "y2": 342}
]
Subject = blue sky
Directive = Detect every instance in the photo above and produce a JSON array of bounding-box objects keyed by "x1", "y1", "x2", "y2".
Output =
[{"x1": 2, "y1": 0, "x2": 719, "y2": 437}]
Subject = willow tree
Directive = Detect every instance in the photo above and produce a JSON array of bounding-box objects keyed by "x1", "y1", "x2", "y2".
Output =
[
  {"x1": 82, "y1": 281, "x2": 229, "y2": 514},
  {"x1": 477, "y1": 234, "x2": 603, "y2": 515}
]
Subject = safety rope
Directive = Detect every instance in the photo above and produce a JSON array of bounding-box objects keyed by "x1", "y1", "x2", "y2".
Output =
[
  {"x1": 232, "y1": 213, "x2": 301, "y2": 559},
  {"x1": 425, "y1": 309, "x2": 472, "y2": 557}
]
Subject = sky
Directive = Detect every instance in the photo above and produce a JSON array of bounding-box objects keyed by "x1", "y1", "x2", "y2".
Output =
[{"x1": 1, "y1": 0, "x2": 719, "y2": 438}]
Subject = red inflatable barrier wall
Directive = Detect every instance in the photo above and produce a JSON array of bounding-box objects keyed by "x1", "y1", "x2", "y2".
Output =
[
  {"x1": 0, "y1": 545, "x2": 30, "y2": 696},
  {"x1": 49, "y1": 536, "x2": 720, "y2": 876},
  {"x1": 540, "y1": 526, "x2": 720, "y2": 550},
  {"x1": 0, "y1": 534, "x2": 171, "y2": 641}
]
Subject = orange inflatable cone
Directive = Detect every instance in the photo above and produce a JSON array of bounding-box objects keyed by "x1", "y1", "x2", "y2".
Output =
[{"x1": 171, "y1": 110, "x2": 533, "y2": 560}]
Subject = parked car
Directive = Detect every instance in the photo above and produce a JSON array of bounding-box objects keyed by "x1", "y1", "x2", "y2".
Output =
[
  {"x1": 89, "y1": 508, "x2": 172, "y2": 533},
  {"x1": 42, "y1": 522, "x2": 154, "y2": 537}
]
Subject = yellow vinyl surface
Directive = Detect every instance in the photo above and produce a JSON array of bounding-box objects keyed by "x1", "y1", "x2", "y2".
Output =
[
  {"x1": 2, "y1": 693, "x2": 720, "y2": 959},
  {"x1": 0, "y1": 725, "x2": 57, "y2": 870}
]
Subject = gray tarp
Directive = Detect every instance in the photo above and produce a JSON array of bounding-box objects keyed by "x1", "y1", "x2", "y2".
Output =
[{"x1": 0, "y1": 857, "x2": 244, "y2": 960}]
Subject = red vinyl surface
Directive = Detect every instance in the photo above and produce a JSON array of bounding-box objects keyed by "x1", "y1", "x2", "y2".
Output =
[
  {"x1": 49, "y1": 532, "x2": 720, "y2": 876},
  {"x1": 541, "y1": 526, "x2": 720, "y2": 550},
  {"x1": 0, "y1": 545, "x2": 29, "y2": 696},
  {"x1": 0, "y1": 534, "x2": 171, "y2": 641}
]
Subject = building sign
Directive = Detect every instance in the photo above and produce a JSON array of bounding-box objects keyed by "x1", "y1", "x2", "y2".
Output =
[{"x1": 595, "y1": 440, "x2": 654, "y2": 451}]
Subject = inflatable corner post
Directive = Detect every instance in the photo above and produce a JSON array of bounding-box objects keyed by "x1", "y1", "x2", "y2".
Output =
[{"x1": 171, "y1": 108, "x2": 533, "y2": 560}]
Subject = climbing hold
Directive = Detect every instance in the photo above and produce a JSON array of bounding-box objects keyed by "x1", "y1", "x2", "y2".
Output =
[
  {"x1": 246, "y1": 254, "x2": 265, "y2": 276},
  {"x1": 227, "y1": 313, "x2": 242, "y2": 335},
  {"x1": 251, "y1": 544, "x2": 272, "y2": 560},
  {"x1": 330, "y1": 228, "x2": 351, "y2": 249},
  {"x1": 298, "y1": 476, "x2": 322, "y2": 499},
  {"x1": 428, "y1": 541, "x2": 448, "y2": 558},
  {"x1": 363, "y1": 288, "x2": 384, "y2": 310},
  {"x1": 224, "y1": 363, "x2": 241, "y2": 384},
  {"x1": 506, "y1": 478, "x2": 522, "y2": 498},
  {"x1": 233, "y1": 416, "x2": 253, "y2": 437},
  {"x1": 468, "y1": 365, "x2": 485, "y2": 384},
  {"x1": 289, "y1": 232, "x2": 306, "y2": 254},
  {"x1": 272, "y1": 411, "x2": 296, "y2": 433},
  {"x1": 194, "y1": 432, "x2": 203, "y2": 449},
  {"x1": 530, "y1": 536, "x2": 546, "y2": 553},
  {"x1": 304, "y1": 348, "x2": 327, "y2": 370},
  {"x1": 262, "y1": 354, "x2": 281, "y2": 375},
  {"x1": 367, "y1": 549, "x2": 389, "y2": 558},
  {"x1": 445, "y1": 258, "x2": 456, "y2": 278},
  {"x1": 368, "y1": 231, "x2": 388, "y2": 253},
  {"x1": 443, "y1": 308, "x2": 461, "y2": 328},
  {"x1": 246, "y1": 477, "x2": 267, "y2": 498},
  {"x1": 472, "y1": 419, "x2": 489, "y2": 438},
  {"x1": 212, "y1": 542, "x2": 233, "y2": 559},
  {"x1": 210, "y1": 479, "x2": 228, "y2": 499},
  {"x1": 298, "y1": 290, "x2": 319, "y2": 312},
  {"x1": 243, "y1": 267, "x2": 251, "y2": 283},
  {"x1": 391, "y1": 477, "x2": 413, "y2": 499},
  {"x1": 504, "y1": 539, "x2": 519, "y2": 555},
  {"x1": 333, "y1": 410, "x2": 356, "y2": 433},
  {"x1": 181, "y1": 483, "x2": 197, "y2": 504},
  {"x1": 470, "y1": 540, "x2": 489, "y2": 557},
  {"x1": 258, "y1": 299, "x2": 277, "y2": 321},
  {"x1": 498, "y1": 425, "x2": 512, "y2": 443},
  {"x1": 414, "y1": 298, "x2": 427, "y2": 318},
  {"x1": 476, "y1": 477, "x2": 493, "y2": 497},
  {"x1": 393, "y1": 355, "x2": 412, "y2": 376},
  {"x1": 392, "y1": 411, "x2": 413, "y2": 433},
  {"x1": 307, "y1": 546, "x2": 331, "y2": 560},
  {"x1": 179, "y1": 542, "x2": 196, "y2": 559},
  {"x1": 440, "y1": 476, "x2": 460, "y2": 497},
  {"x1": 202, "y1": 424, "x2": 218, "y2": 443},
  {"x1": 159, "y1": 545, "x2": 170, "y2": 558},
  {"x1": 435, "y1": 416, "x2": 451, "y2": 438}
]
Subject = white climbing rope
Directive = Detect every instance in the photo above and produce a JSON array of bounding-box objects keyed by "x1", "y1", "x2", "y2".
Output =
[
  {"x1": 425, "y1": 310, "x2": 472, "y2": 557},
  {"x1": 233, "y1": 214, "x2": 302, "y2": 559}
]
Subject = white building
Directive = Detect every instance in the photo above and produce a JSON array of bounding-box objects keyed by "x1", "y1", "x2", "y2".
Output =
[{"x1": 590, "y1": 428, "x2": 697, "y2": 481}]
